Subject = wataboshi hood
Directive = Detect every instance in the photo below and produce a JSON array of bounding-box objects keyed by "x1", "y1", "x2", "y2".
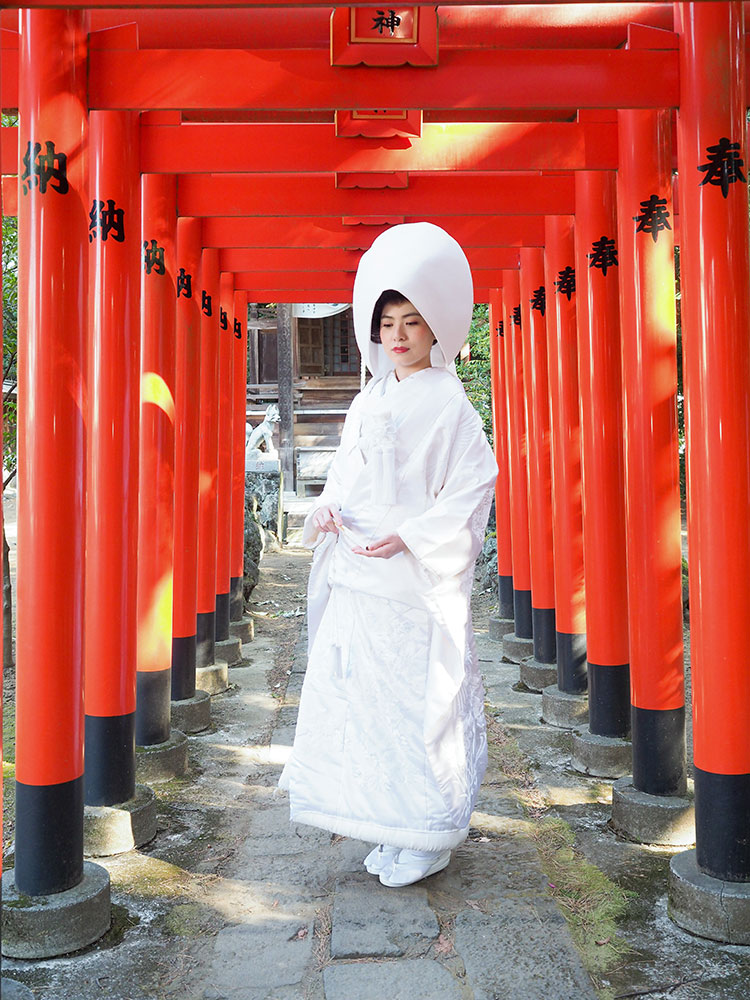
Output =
[{"x1": 352, "y1": 222, "x2": 474, "y2": 377}]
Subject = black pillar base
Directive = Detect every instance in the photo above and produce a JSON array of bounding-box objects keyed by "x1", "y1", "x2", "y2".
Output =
[
  {"x1": 532, "y1": 606, "x2": 556, "y2": 664},
  {"x1": 557, "y1": 631, "x2": 587, "y2": 694},
  {"x1": 171, "y1": 634, "x2": 197, "y2": 702},
  {"x1": 695, "y1": 768, "x2": 750, "y2": 882},
  {"x1": 230, "y1": 575, "x2": 244, "y2": 620},
  {"x1": 498, "y1": 574, "x2": 514, "y2": 621},
  {"x1": 196, "y1": 610, "x2": 216, "y2": 668},
  {"x1": 84, "y1": 712, "x2": 136, "y2": 806},
  {"x1": 632, "y1": 705, "x2": 687, "y2": 797},
  {"x1": 135, "y1": 668, "x2": 171, "y2": 747},
  {"x1": 15, "y1": 775, "x2": 84, "y2": 895},
  {"x1": 513, "y1": 588, "x2": 532, "y2": 639},
  {"x1": 215, "y1": 591, "x2": 230, "y2": 642},
  {"x1": 588, "y1": 662, "x2": 631, "y2": 739}
]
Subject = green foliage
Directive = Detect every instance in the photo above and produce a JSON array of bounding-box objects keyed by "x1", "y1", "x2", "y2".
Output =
[{"x1": 456, "y1": 303, "x2": 493, "y2": 447}]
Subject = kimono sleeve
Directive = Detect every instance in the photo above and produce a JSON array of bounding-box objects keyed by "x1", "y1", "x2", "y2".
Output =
[
  {"x1": 397, "y1": 398, "x2": 498, "y2": 579},
  {"x1": 301, "y1": 391, "x2": 364, "y2": 548}
]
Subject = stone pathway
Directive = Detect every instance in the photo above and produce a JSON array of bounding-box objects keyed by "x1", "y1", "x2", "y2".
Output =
[{"x1": 194, "y1": 620, "x2": 596, "y2": 1000}]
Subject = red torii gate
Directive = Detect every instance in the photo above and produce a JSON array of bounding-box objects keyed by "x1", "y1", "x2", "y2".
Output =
[{"x1": 0, "y1": 0, "x2": 749, "y2": 960}]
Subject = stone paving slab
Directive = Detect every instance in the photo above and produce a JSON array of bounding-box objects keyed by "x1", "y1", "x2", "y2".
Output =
[
  {"x1": 205, "y1": 917, "x2": 315, "y2": 998},
  {"x1": 454, "y1": 892, "x2": 597, "y2": 999},
  {"x1": 323, "y1": 959, "x2": 463, "y2": 1000},
  {"x1": 330, "y1": 874, "x2": 439, "y2": 958}
]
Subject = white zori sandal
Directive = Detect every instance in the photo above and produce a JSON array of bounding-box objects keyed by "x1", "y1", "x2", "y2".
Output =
[
  {"x1": 363, "y1": 844, "x2": 400, "y2": 875},
  {"x1": 379, "y1": 849, "x2": 451, "y2": 888}
]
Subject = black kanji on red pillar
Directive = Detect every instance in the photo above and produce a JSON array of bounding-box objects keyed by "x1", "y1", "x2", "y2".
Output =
[
  {"x1": 512, "y1": 306, "x2": 521, "y2": 327},
  {"x1": 555, "y1": 266, "x2": 576, "y2": 300},
  {"x1": 496, "y1": 321, "x2": 504, "y2": 338},
  {"x1": 587, "y1": 236, "x2": 618, "y2": 275},
  {"x1": 698, "y1": 137, "x2": 747, "y2": 198},
  {"x1": 89, "y1": 199, "x2": 125, "y2": 243},
  {"x1": 634, "y1": 195, "x2": 672, "y2": 243},
  {"x1": 20, "y1": 140, "x2": 69, "y2": 196},
  {"x1": 143, "y1": 239, "x2": 166, "y2": 275},
  {"x1": 531, "y1": 286, "x2": 546, "y2": 316},
  {"x1": 201, "y1": 291, "x2": 212, "y2": 316},
  {"x1": 220, "y1": 308, "x2": 229, "y2": 331},
  {"x1": 176, "y1": 268, "x2": 193, "y2": 299},
  {"x1": 234, "y1": 318, "x2": 242, "y2": 340}
]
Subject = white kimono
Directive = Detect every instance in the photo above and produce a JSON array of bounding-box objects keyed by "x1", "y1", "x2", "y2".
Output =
[{"x1": 279, "y1": 365, "x2": 498, "y2": 851}]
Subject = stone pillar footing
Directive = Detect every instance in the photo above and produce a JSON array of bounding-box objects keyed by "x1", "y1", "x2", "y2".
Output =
[
  {"x1": 488, "y1": 616, "x2": 514, "y2": 642},
  {"x1": 84, "y1": 784, "x2": 157, "y2": 857},
  {"x1": 136, "y1": 729, "x2": 189, "y2": 783},
  {"x1": 196, "y1": 659, "x2": 229, "y2": 695},
  {"x1": 571, "y1": 725, "x2": 631, "y2": 778},
  {"x1": 610, "y1": 776, "x2": 695, "y2": 847},
  {"x1": 215, "y1": 635, "x2": 243, "y2": 667},
  {"x1": 1, "y1": 978, "x2": 35, "y2": 999},
  {"x1": 229, "y1": 615, "x2": 254, "y2": 644},
  {"x1": 171, "y1": 689, "x2": 212, "y2": 734},
  {"x1": 519, "y1": 657, "x2": 558, "y2": 693},
  {"x1": 1, "y1": 862, "x2": 110, "y2": 959},
  {"x1": 669, "y1": 849, "x2": 750, "y2": 944},
  {"x1": 542, "y1": 685, "x2": 589, "y2": 729},
  {"x1": 502, "y1": 632, "x2": 534, "y2": 664}
]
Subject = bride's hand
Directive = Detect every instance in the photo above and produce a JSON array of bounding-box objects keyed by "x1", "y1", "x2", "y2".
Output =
[
  {"x1": 312, "y1": 505, "x2": 342, "y2": 534},
  {"x1": 353, "y1": 534, "x2": 407, "y2": 559}
]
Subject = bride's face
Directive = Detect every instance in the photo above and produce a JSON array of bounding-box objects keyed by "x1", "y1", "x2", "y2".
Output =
[{"x1": 379, "y1": 300, "x2": 434, "y2": 377}]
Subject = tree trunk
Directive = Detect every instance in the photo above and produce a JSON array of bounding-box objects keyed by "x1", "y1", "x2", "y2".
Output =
[{"x1": 3, "y1": 523, "x2": 13, "y2": 669}]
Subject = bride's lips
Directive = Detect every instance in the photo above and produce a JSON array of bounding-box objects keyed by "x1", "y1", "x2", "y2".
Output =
[{"x1": 392, "y1": 346, "x2": 408, "y2": 353}]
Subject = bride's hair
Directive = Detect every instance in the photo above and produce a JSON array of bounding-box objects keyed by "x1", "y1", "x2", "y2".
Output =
[{"x1": 370, "y1": 289, "x2": 408, "y2": 343}]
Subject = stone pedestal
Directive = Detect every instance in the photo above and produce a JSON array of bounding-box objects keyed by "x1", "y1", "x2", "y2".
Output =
[
  {"x1": 216, "y1": 635, "x2": 242, "y2": 667},
  {"x1": 135, "y1": 729, "x2": 189, "y2": 783},
  {"x1": 230, "y1": 615, "x2": 254, "y2": 643},
  {"x1": 488, "y1": 616, "x2": 514, "y2": 642},
  {"x1": 571, "y1": 725, "x2": 631, "y2": 778},
  {"x1": 669, "y1": 849, "x2": 750, "y2": 944},
  {"x1": 84, "y1": 784, "x2": 157, "y2": 857},
  {"x1": 196, "y1": 659, "x2": 229, "y2": 695},
  {"x1": 1, "y1": 862, "x2": 110, "y2": 959},
  {"x1": 502, "y1": 632, "x2": 534, "y2": 664},
  {"x1": 542, "y1": 686, "x2": 589, "y2": 729},
  {"x1": 611, "y1": 777, "x2": 695, "y2": 846},
  {"x1": 519, "y1": 656, "x2": 557, "y2": 693},
  {"x1": 171, "y1": 689, "x2": 212, "y2": 734}
]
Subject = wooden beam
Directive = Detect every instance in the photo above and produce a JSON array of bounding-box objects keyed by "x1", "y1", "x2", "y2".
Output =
[
  {"x1": 179, "y1": 172, "x2": 575, "y2": 218},
  {"x1": 218, "y1": 247, "x2": 521, "y2": 272},
  {"x1": 140, "y1": 120, "x2": 617, "y2": 172},
  {"x1": 201, "y1": 216, "x2": 541, "y2": 249},
  {"x1": 87, "y1": 47, "x2": 679, "y2": 112}
]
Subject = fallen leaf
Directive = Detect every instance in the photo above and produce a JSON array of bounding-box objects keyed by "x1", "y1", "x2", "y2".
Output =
[
  {"x1": 595, "y1": 937, "x2": 611, "y2": 946},
  {"x1": 435, "y1": 933, "x2": 453, "y2": 955},
  {"x1": 466, "y1": 899, "x2": 482, "y2": 910},
  {"x1": 296, "y1": 927, "x2": 309, "y2": 939}
]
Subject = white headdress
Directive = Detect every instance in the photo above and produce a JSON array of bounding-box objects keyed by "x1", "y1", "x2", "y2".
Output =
[{"x1": 352, "y1": 222, "x2": 474, "y2": 377}]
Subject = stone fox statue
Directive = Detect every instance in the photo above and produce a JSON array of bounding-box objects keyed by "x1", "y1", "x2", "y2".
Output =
[{"x1": 246, "y1": 403, "x2": 280, "y2": 456}]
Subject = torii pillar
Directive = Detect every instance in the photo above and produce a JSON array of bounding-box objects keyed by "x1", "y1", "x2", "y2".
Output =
[
  {"x1": 500, "y1": 269, "x2": 534, "y2": 664},
  {"x1": 519, "y1": 247, "x2": 557, "y2": 691},
  {"x1": 572, "y1": 170, "x2": 632, "y2": 778},
  {"x1": 135, "y1": 173, "x2": 188, "y2": 779},
  {"x1": 488, "y1": 288, "x2": 514, "y2": 639},
  {"x1": 170, "y1": 216, "x2": 212, "y2": 734},
  {"x1": 613, "y1": 107, "x2": 691, "y2": 845},
  {"x1": 669, "y1": 0, "x2": 750, "y2": 943},
  {"x1": 1, "y1": 8, "x2": 109, "y2": 960},
  {"x1": 541, "y1": 215, "x2": 588, "y2": 732},
  {"x1": 83, "y1": 109, "x2": 157, "y2": 856}
]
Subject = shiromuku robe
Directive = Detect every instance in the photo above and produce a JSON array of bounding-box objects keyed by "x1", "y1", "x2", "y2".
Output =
[{"x1": 279, "y1": 365, "x2": 498, "y2": 851}]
